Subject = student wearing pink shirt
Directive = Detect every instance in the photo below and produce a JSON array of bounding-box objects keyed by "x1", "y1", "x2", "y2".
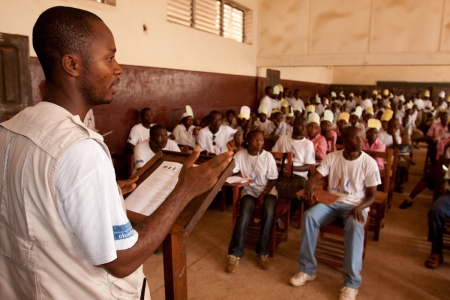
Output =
[
  {"x1": 362, "y1": 119, "x2": 386, "y2": 170},
  {"x1": 320, "y1": 110, "x2": 337, "y2": 153},
  {"x1": 306, "y1": 112, "x2": 327, "y2": 161}
]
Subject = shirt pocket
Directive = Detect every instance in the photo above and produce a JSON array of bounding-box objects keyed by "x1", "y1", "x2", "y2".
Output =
[{"x1": 107, "y1": 267, "x2": 146, "y2": 299}]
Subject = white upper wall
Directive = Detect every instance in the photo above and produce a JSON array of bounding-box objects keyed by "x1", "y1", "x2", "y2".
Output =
[
  {"x1": 257, "y1": 0, "x2": 450, "y2": 67},
  {"x1": 0, "y1": 0, "x2": 258, "y2": 77}
]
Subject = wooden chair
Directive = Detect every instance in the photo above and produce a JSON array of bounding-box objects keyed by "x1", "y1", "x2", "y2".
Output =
[
  {"x1": 362, "y1": 148, "x2": 397, "y2": 241},
  {"x1": 230, "y1": 152, "x2": 291, "y2": 257},
  {"x1": 177, "y1": 144, "x2": 193, "y2": 154},
  {"x1": 291, "y1": 164, "x2": 316, "y2": 229},
  {"x1": 263, "y1": 136, "x2": 279, "y2": 151}
]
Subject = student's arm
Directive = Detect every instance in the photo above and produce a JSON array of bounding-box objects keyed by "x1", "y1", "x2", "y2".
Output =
[
  {"x1": 255, "y1": 179, "x2": 277, "y2": 212},
  {"x1": 101, "y1": 147, "x2": 233, "y2": 278},
  {"x1": 345, "y1": 186, "x2": 377, "y2": 223},
  {"x1": 293, "y1": 164, "x2": 312, "y2": 172},
  {"x1": 303, "y1": 171, "x2": 324, "y2": 205},
  {"x1": 315, "y1": 137, "x2": 327, "y2": 160},
  {"x1": 126, "y1": 142, "x2": 135, "y2": 154}
]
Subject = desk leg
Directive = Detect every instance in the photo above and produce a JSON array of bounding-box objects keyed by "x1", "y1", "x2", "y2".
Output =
[{"x1": 163, "y1": 234, "x2": 187, "y2": 300}]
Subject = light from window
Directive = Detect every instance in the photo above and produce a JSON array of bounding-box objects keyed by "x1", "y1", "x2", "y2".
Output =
[
  {"x1": 92, "y1": 0, "x2": 116, "y2": 5},
  {"x1": 167, "y1": 0, "x2": 249, "y2": 44}
]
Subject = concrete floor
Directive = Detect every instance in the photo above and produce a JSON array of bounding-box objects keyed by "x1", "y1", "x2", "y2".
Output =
[{"x1": 143, "y1": 145, "x2": 449, "y2": 299}]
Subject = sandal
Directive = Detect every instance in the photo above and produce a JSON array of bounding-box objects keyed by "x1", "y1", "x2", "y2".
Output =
[
  {"x1": 399, "y1": 200, "x2": 413, "y2": 209},
  {"x1": 425, "y1": 253, "x2": 443, "y2": 269}
]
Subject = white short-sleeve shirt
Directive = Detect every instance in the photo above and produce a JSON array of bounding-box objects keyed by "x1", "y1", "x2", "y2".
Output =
[
  {"x1": 254, "y1": 120, "x2": 273, "y2": 135},
  {"x1": 197, "y1": 125, "x2": 237, "y2": 154},
  {"x1": 233, "y1": 149, "x2": 278, "y2": 198},
  {"x1": 317, "y1": 150, "x2": 381, "y2": 206},
  {"x1": 55, "y1": 139, "x2": 138, "y2": 266},
  {"x1": 272, "y1": 135, "x2": 316, "y2": 179},
  {"x1": 173, "y1": 124, "x2": 195, "y2": 148},
  {"x1": 127, "y1": 123, "x2": 151, "y2": 146},
  {"x1": 83, "y1": 109, "x2": 96, "y2": 131},
  {"x1": 260, "y1": 95, "x2": 273, "y2": 117},
  {"x1": 134, "y1": 139, "x2": 180, "y2": 172},
  {"x1": 267, "y1": 121, "x2": 287, "y2": 137}
]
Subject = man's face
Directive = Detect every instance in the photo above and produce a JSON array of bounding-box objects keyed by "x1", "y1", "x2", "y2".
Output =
[
  {"x1": 294, "y1": 90, "x2": 300, "y2": 98},
  {"x1": 306, "y1": 122, "x2": 319, "y2": 138},
  {"x1": 343, "y1": 129, "x2": 363, "y2": 152},
  {"x1": 259, "y1": 113, "x2": 267, "y2": 122},
  {"x1": 273, "y1": 113, "x2": 283, "y2": 125},
  {"x1": 142, "y1": 110, "x2": 154, "y2": 124},
  {"x1": 80, "y1": 20, "x2": 122, "y2": 106},
  {"x1": 293, "y1": 118, "x2": 305, "y2": 136},
  {"x1": 350, "y1": 115, "x2": 359, "y2": 126},
  {"x1": 151, "y1": 129, "x2": 168, "y2": 149},
  {"x1": 183, "y1": 116, "x2": 193, "y2": 128},
  {"x1": 366, "y1": 128, "x2": 378, "y2": 143},
  {"x1": 209, "y1": 113, "x2": 222, "y2": 131},
  {"x1": 338, "y1": 119, "x2": 348, "y2": 130},
  {"x1": 238, "y1": 118, "x2": 248, "y2": 128},
  {"x1": 321, "y1": 121, "x2": 331, "y2": 133},
  {"x1": 227, "y1": 113, "x2": 235, "y2": 123},
  {"x1": 381, "y1": 120, "x2": 389, "y2": 131}
]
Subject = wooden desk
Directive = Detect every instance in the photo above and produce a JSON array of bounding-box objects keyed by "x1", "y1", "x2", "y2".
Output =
[{"x1": 126, "y1": 150, "x2": 234, "y2": 300}]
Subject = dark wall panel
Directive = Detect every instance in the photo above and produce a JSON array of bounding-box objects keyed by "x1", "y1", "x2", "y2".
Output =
[{"x1": 257, "y1": 77, "x2": 330, "y2": 102}]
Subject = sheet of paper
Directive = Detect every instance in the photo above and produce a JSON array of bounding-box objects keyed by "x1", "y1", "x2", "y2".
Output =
[
  {"x1": 225, "y1": 176, "x2": 249, "y2": 184},
  {"x1": 126, "y1": 161, "x2": 182, "y2": 216}
]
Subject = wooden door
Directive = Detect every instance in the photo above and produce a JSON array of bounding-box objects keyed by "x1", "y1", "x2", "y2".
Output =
[{"x1": 0, "y1": 32, "x2": 32, "y2": 122}]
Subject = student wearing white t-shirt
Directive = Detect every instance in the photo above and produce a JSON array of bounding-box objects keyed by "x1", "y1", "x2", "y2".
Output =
[
  {"x1": 127, "y1": 108, "x2": 154, "y2": 153},
  {"x1": 134, "y1": 125, "x2": 180, "y2": 173},
  {"x1": 272, "y1": 117, "x2": 315, "y2": 217},
  {"x1": 260, "y1": 86, "x2": 273, "y2": 118},
  {"x1": 267, "y1": 111, "x2": 287, "y2": 137},
  {"x1": 226, "y1": 129, "x2": 279, "y2": 274},
  {"x1": 254, "y1": 104, "x2": 273, "y2": 135},
  {"x1": 173, "y1": 106, "x2": 196, "y2": 148},
  {"x1": 197, "y1": 111, "x2": 238, "y2": 155},
  {"x1": 290, "y1": 126, "x2": 380, "y2": 300}
]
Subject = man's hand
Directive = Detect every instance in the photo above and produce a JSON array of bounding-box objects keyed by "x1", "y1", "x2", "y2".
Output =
[
  {"x1": 117, "y1": 177, "x2": 139, "y2": 195},
  {"x1": 176, "y1": 146, "x2": 233, "y2": 203},
  {"x1": 303, "y1": 182, "x2": 316, "y2": 205},
  {"x1": 346, "y1": 206, "x2": 365, "y2": 223},
  {"x1": 255, "y1": 194, "x2": 265, "y2": 213}
]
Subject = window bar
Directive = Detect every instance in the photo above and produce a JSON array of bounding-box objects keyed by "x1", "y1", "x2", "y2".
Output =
[
  {"x1": 242, "y1": 9, "x2": 245, "y2": 43},
  {"x1": 191, "y1": 0, "x2": 197, "y2": 28},
  {"x1": 219, "y1": 0, "x2": 224, "y2": 37}
]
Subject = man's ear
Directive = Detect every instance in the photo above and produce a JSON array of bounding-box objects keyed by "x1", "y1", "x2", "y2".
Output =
[{"x1": 61, "y1": 54, "x2": 82, "y2": 77}]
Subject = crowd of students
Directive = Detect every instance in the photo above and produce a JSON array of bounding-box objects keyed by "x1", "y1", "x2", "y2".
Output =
[{"x1": 124, "y1": 85, "x2": 450, "y2": 300}]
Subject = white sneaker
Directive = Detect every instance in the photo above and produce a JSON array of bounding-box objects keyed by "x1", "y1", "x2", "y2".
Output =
[
  {"x1": 226, "y1": 255, "x2": 239, "y2": 273},
  {"x1": 289, "y1": 272, "x2": 316, "y2": 287},
  {"x1": 339, "y1": 286, "x2": 358, "y2": 300}
]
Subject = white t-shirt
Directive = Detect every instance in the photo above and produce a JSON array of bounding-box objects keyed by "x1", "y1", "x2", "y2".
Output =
[
  {"x1": 55, "y1": 139, "x2": 138, "y2": 266},
  {"x1": 360, "y1": 99, "x2": 373, "y2": 111},
  {"x1": 134, "y1": 139, "x2": 180, "y2": 172},
  {"x1": 414, "y1": 98, "x2": 424, "y2": 110},
  {"x1": 254, "y1": 119, "x2": 273, "y2": 135},
  {"x1": 317, "y1": 150, "x2": 381, "y2": 206},
  {"x1": 272, "y1": 135, "x2": 316, "y2": 179},
  {"x1": 233, "y1": 149, "x2": 278, "y2": 198},
  {"x1": 267, "y1": 121, "x2": 287, "y2": 136},
  {"x1": 289, "y1": 98, "x2": 305, "y2": 111},
  {"x1": 197, "y1": 125, "x2": 237, "y2": 154},
  {"x1": 260, "y1": 95, "x2": 273, "y2": 117},
  {"x1": 83, "y1": 109, "x2": 96, "y2": 131},
  {"x1": 271, "y1": 99, "x2": 281, "y2": 111},
  {"x1": 127, "y1": 123, "x2": 151, "y2": 146},
  {"x1": 378, "y1": 131, "x2": 393, "y2": 148},
  {"x1": 172, "y1": 124, "x2": 195, "y2": 148}
]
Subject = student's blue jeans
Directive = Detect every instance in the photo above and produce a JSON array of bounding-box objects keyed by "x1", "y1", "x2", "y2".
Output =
[
  {"x1": 228, "y1": 194, "x2": 277, "y2": 257},
  {"x1": 299, "y1": 202, "x2": 367, "y2": 289},
  {"x1": 428, "y1": 193, "x2": 450, "y2": 255}
]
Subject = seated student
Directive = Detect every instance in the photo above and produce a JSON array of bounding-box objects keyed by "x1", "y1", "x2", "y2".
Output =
[
  {"x1": 362, "y1": 107, "x2": 374, "y2": 127},
  {"x1": 226, "y1": 128, "x2": 279, "y2": 273},
  {"x1": 333, "y1": 112, "x2": 350, "y2": 146},
  {"x1": 305, "y1": 112, "x2": 327, "y2": 161},
  {"x1": 272, "y1": 117, "x2": 315, "y2": 217},
  {"x1": 267, "y1": 111, "x2": 287, "y2": 137},
  {"x1": 197, "y1": 111, "x2": 238, "y2": 155},
  {"x1": 134, "y1": 124, "x2": 180, "y2": 173},
  {"x1": 426, "y1": 111, "x2": 449, "y2": 165},
  {"x1": 127, "y1": 108, "x2": 154, "y2": 153},
  {"x1": 436, "y1": 122, "x2": 450, "y2": 160},
  {"x1": 378, "y1": 109, "x2": 394, "y2": 147},
  {"x1": 272, "y1": 85, "x2": 281, "y2": 111},
  {"x1": 173, "y1": 105, "x2": 196, "y2": 148},
  {"x1": 236, "y1": 106, "x2": 252, "y2": 136},
  {"x1": 425, "y1": 165, "x2": 450, "y2": 269},
  {"x1": 223, "y1": 109, "x2": 238, "y2": 129},
  {"x1": 293, "y1": 107, "x2": 303, "y2": 119},
  {"x1": 349, "y1": 106, "x2": 366, "y2": 139},
  {"x1": 321, "y1": 110, "x2": 337, "y2": 153},
  {"x1": 284, "y1": 107, "x2": 295, "y2": 136},
  {"x1": 254, "y1": 104, "x2": 273, "y2": 135},
  {"x1": 362, "y1": 119, "x2": 386, "y2": 170},
  {"x1": 315, "y1": 96, "x2": 325, "y2": 116},
  {"x1": 290, "y1": 126, "x2": 380, "y2": 300}
]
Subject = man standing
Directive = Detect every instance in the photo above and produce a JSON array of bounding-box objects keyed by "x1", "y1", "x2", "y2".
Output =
[
  {"x1": 260, "y1": 86, "x2": 273, "y2": 118},
  {"x1": 0, "y1": 7, "x2": 232, "y2": 299},
  {"x1": 289, "y1": 126, "x2": 380, "y2": 300}
]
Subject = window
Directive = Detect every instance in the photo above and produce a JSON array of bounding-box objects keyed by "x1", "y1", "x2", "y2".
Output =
[
  {"x1": 167, "y1": 0, "x2": 251, "y2": 44},
  {"x1": 90, "y1": 0, "x2": 116, "y2": 6}
]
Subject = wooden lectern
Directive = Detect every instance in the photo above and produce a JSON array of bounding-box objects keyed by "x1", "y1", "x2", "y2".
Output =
[{"x1": 125, "y1": 150, "x2": 235, "y2": 300}]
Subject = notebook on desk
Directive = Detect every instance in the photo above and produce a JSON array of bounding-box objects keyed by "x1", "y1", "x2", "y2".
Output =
[{"x1": 297, "y1": 186, "x2": 340, "y2": 205}]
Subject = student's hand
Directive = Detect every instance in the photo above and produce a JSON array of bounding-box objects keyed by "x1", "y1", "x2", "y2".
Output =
[
  {"x1": 303, "y1": 181, "x2": 317, "y2": 205},
  {"x1": 176, "y1": 146, "x2": 233, "y2": 203},
  {"x1": 118, "y1": 176, "x2": 139, "y2": 195},
  {"x1": 255, "y1": 194, "x2": 265, "y2": 213},
  {"x1": 346, "y1": 206, "x2": 365, "y2": 223}
]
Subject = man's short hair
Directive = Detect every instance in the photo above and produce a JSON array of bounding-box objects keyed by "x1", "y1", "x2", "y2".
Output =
[
  {"x1": 150, "y1": 124, "x2": 166, "y2": 137},
  {"x1": 32, "y1": 6, "x2": 102, "y2": 83},
  {"x1": 265, "y1": 86, "x2": 272, "y2": 94},
  {"x1": 140, "y1": 108, "x2": 151, "y2": 119},
  {"x1": 341, "y1": 126, "x2": 360, "y2": 139},
  {"x1": 209, "y1": 110, "x2": 222, "y2": 119}
]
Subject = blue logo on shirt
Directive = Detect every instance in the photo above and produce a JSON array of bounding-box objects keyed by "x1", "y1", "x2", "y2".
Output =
[{"x1": 113, "y1": 222, "x2": 134, "y2": 241}]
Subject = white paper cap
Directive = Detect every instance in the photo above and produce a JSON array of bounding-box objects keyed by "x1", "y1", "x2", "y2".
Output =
[
  {"x1": 307, "y1": 112, "x2": 320, "y2": 125},
  {"x1": 258, "y1": 104, "x2": 268, "y2": 115},
  {"x1": 331, "y1": 91, "x2": 337, "y2": 98},
  {"x1": 306, "y1": 105, "x2": 315, "y2": 112},
  {"x1": 273, "y1": 85, "x2": 280, "y2": 95},
  {"x1": 367, "y1": 119, "x2": 382, "y2": 131},
  {"x1": 399, "y1": 95, "x2": 405, "y2": 102},
  {"x1": 238, "y1": 106, "x2": 251, "y2": 120},
  {"x1": 352, "y1": 106, "x2": 363, "y2": 118},
  {"x1": 293, "y1": 106, "x2": 303, "y2": 113},
  {"x1": 321, "y1": 110, "x2": 334, "y2": 123},
  {"x1": 440, "y1": 91, "x2": 446, "y2": 98},
  {"x1": 339, "y1": 91, "x2": 345, "y2": 98}
]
